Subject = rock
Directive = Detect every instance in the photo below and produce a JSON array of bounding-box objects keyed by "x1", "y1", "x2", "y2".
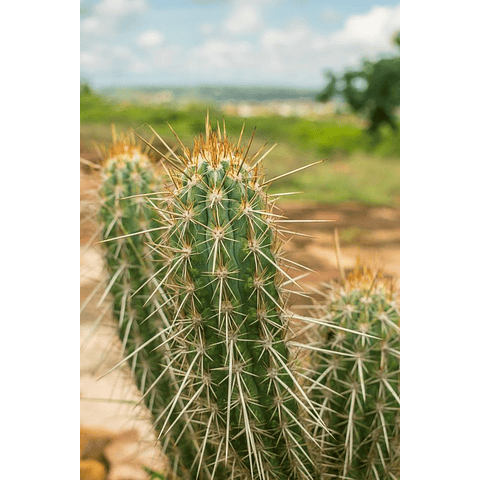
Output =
[
  {"x1": 104, "y1": 429, "x2": 167, "y2": 480},
  {"x1": 80, "y1": 459, "x2": 108, "y2": 480},
  {"x1": 81, "y1": 425, "x2": 114, "y2": 461},
  {"x1": 107, "y1": 464, "x2": 149, "y2": 480},
  {"x1": 104, "y1": 429, "x2": 140, "y2": 465}
]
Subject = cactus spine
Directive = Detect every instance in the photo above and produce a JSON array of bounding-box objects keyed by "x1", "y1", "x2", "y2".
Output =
[
  {"x1": 146, "y1": 119, "x2": 322, "y2": 480},
  {"x1": 311, "y1": 266, "x2": 400, "y2": 479},
  {"x1": 97, "y1": 129, "x2": 211, "y2": 479}
]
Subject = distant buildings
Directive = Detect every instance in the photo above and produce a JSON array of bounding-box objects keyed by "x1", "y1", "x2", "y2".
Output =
[
  {"x1": 133, "y1": 90, "x2": 175, "y2": 104},
  {"x1": 221, "y1": 99, "x2": 337, "y2": 118}
]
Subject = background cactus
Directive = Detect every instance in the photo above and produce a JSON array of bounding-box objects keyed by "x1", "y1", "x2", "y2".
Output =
[
  {"x1": 141, "y1": 118, "x2": 324, "y2": 480},
  {"x1": 97, "y1": 128, "x2": 215, "y2": 479},
  {"x1": 309, "y1": 265, "x2": 400, "y2": 479}
]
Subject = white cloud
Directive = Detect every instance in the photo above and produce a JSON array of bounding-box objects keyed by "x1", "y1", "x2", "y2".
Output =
[
  {"x1": 223, "y1": 0, "x2": 277, "y2": 35},
  {"x1": 81, "y1": 17, "x2": 102, "y2": 35},
  {"x1": 81, "y1": 44, "x2": 136, "y2": 75},
  {"x1": 261, "y1": 21, "x2": 316, "y2": 54},
  {"x1": 330, "y1": 5, "x2": 400, "y2": 48},
  {"x1": 254, "y1": 4, "x2": 399, "y2": 83},
  {"x1": 192, "y1": 39, "x2": 254, "y2": 71},
  {"x1": 137, "y1": 29, "x2": 165, "y2": 48},
  {"x1": 224, "y1": 3, "x2": 262, "y2": 35},
  {"x1": 96, "y1": 0, "x2": 147, "y2": 18},
  {"x1": 81, "y1": 0, "x2": 148, "y2": 36},
  {"x1": 81, "y1": 51, "x2": 105, "y2": 71}
]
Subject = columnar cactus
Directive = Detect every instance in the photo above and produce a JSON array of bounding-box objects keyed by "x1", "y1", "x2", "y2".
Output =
[
  {"x1": 147, "y1": 120, "x2": 322, "y2": 480},
  {"x1": 310, "y1": 265, "x2": 400, "y2": 479},
  {"x1": 97, "y1": 129, "x2": 211, "y2": 480}
]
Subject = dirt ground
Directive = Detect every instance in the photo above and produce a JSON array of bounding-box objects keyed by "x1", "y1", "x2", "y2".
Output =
[
  {"x1": 80, "y1": 155, "x2": 399, "y2": 479},
  {"x1": 276, "y1": 200, "x2": 399, "y2": 285}
]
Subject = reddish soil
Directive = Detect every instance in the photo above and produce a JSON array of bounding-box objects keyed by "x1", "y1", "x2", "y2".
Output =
[{"x1": 277, "y1": 200, "x2": 399, "y2": 285}]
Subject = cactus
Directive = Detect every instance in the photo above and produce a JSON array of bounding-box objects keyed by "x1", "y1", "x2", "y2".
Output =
[
  {"x1": 142, "y1": 118, "x2": 325, "y2": 480},
  {"x1": 97, "y1": 128, "x2": 212, "y2": 480},
  {"x1": 310, "y1": 265, "x2": 400, "y2": 479}
]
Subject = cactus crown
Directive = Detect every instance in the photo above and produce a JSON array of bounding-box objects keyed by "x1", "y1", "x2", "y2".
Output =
[
  {"x1": 311, "y1": 264, "x2": 400, "y2": 480},
  {"x1": 344, "y1": 264, "x2": 397, "y2": 299}
]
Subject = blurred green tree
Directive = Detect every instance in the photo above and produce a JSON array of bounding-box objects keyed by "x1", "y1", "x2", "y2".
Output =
[
  {"x1": 317, "y1": 32, "x2": 400, "y2": 135},
  {"x1": 80, "y1": 82, "x2": 92, "y2": 96}
]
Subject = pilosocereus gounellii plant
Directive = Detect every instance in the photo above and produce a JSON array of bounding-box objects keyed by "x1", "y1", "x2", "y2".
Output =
[
  {"x1": 93, "y1": 119, "x2": 385, "y2": 480},
  {"x1": 137, "y1": 117, "x2": 331, "y2": 480},
  {"x1": 97, "y1": 128, "x2": 219, "y2": 480},
  {"x1": 309, "y1": 265, "x2": 400, "y2": 480}
]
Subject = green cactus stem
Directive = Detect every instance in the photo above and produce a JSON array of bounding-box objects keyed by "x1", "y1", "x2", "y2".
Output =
[{"x1": 147, "y1": 118, "x2": 323, "y2": 480}]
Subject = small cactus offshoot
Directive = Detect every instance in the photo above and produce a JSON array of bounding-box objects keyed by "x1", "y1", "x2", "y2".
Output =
[
  {"x1": 310, "y1": 265, "x2": 400, "y2": 480},
  {"x1": 97, "y1": 128, "x2": 210, "y2": 480}
]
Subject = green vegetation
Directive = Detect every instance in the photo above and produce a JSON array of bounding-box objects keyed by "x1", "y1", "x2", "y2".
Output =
[
  {"x1": 337, "y1": 226, "x2": 367, "y2": 244},
  {"x1": 142, "y1": 466, "x2": 166, "y2": 480},
  {"x1": 273, "y1": 153, "x2": 399, "y2": 206},
  {"x1": 81, "y1": 86, "x2": 399, "y2": 207},
  {"x1": 81, "y1": 88, "x2": 399, "y2": 158},
  {"x1": 101, "y1": 84, "x2": 319, "y2": 103}
]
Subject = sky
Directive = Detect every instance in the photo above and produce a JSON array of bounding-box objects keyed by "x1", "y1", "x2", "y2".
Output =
[{"x1": 80, "y1": 0, "x2": 400, "y2": 89}]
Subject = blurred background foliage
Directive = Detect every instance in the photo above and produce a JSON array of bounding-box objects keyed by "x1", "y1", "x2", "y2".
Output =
[{"x1": 317, "y1": 32, "x2": 400, "y2": 136}]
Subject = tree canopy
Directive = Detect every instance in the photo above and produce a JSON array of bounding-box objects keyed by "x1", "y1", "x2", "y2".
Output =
[{"x1": 317, "y1": 32, "x2": 400, "y2": 135}]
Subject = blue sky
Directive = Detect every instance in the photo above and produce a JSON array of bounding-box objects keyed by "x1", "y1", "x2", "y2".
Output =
[{"x1": 80, "y1": 0, "x2": 400, "y2": 88}]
